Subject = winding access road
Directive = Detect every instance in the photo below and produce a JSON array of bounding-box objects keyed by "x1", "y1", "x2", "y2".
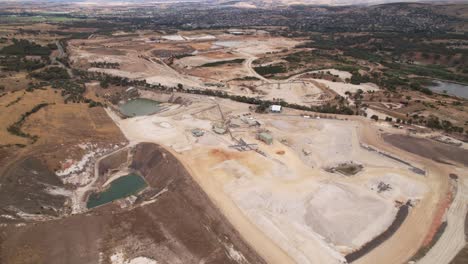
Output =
[{"x1": 417, "y1": 177, "x2": 468, "y2": 264}]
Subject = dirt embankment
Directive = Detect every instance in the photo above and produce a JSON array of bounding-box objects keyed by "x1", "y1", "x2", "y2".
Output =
[
  {"x1": 345, "y1": 202, "x2": 410, "y2": 263},
  {"x1": 0, "y1": 143, "x2": 265, "y2": 264},
  {"x1": 0, "y1": 156, "x2": 67, "y2": 221},
  {"x1": 98, "y1": 149, "x2": 128, "y2": 177},
  {"x1": 383, "y1": 134, "x2": 468, "y2": 166}
]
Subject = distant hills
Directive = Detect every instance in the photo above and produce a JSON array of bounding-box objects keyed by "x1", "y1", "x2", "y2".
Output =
[{"x1": 2, "y1": 0, "x2": 465, "y2": 7}]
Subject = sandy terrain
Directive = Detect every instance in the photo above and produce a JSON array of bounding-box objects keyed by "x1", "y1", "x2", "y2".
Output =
[
  {"x1": 417, "y1": 176, "x2": 468, "y2": 264},
  {"x1": 350, "y1": 120, "x2": 452, "y2": 264},
  {"x1": 107, "y1": 92, "x2": 443, "y2": 264},
  {"x1": 69, "y1": 32, "x2": 309, "y2": 97},
  {"x1": 69, "y1": 39, "x2": 203, "y2": 88},
  {"x1": 312, "y1": 80, "x2": 378, "y2": 97},
  {"x1": 256, "y1": 81, "x2": 324, "y2": 105},
  {"x1": 310, "y1": 69, "x2": 353, "y2": 80},
  {"x1": 213, "y1": 36, "x2": 301, "y2": 55}
]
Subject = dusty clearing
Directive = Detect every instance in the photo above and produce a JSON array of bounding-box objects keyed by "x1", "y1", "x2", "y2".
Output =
[
  {"x1": 108, "y1": 91, "x2": 454, "y2": 264},
  {"x1": 67, "y1": 31, "x2": 381, "y2": 108}
]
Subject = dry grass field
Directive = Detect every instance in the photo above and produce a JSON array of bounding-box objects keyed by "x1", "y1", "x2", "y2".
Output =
[
  {"x1": 0, "y1": 88, "x2": 62, "y2": 146},
  {"x1": 0, "y1": 72, "x2": 34, "y2": 92}
]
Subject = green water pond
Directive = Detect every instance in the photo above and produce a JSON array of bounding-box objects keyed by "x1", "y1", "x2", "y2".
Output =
[
  {"x1": 87, "y1": 173, "x2": 147, "y2": 209},
  {"x1": 119, "y1": 98, "x2": 160, "y2": 117}
]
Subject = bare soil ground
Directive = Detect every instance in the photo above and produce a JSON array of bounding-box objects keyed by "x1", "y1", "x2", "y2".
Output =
[
  {"x1": 0, "y1": 72, "x2": 32, "y2": 92},
  {"x1": 0, "y1": 156, "x2": 67, "y2": 220},
  {"x1": 113, "y1": 92, "x2": 448, "y2": 264},
  {"x1": 353, "y1": 120, "x2": 452, "y2": 264}
]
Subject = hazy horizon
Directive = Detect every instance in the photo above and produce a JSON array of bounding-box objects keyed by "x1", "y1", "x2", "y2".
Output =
[{"x1": 0, "y1": 0, "x2": 463, "y2": 6}]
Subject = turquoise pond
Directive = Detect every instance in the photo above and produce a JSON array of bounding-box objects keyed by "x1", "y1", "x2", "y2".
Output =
[
  {"x1": 86, "y1": 173, "x2": 148, "y2": 209},
  {"x1": 119, "y1": 98, "x2": 160, "y2": 117}
]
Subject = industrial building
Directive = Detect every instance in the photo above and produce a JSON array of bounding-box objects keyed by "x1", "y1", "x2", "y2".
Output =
[
  {"x1": 257, "y1": 132, "x2": 273, "y2": 145},
  {"x1": 270, "y1": 105, "x2": 282, "y2": 113}
]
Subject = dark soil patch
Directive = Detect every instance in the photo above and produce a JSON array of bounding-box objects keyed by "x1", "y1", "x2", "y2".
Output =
[
  {"x1": 85, "y1": 48, "x2": 126, "y2": 56},
  {"x1": 98, "y1": 149, "x2": 128, "y2": 177},
  {"x1": 450, "y1": 210, "x2": 468, "y2": 264},
  {"x1": 451, "y1": 246, "x2": 468, "y2": 264},
  {"x1": 326, "y1": 162, "x2": 363, "y2": 176},
  {"x1": 151, "y1": 46, "x2": 194, "y2": 58},
  {"x1": 0, "y1": 156, "x2": 67, "y2": 221},
  {"x1": 383, "y1": 134, "x2": 468, "y2": 166}
]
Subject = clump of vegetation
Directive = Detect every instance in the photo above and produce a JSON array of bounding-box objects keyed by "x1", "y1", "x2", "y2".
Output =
[
  {"x1": 426, "y1": 115, "x2": 464, "y2": 133},
  {"x1": 232, "y1": 76, "x2": 260, "y2": 81},
  {"x1": 86, "y1": 99, "x2": 104, "y2": 108},
  {"x1": 90, "y1": 61, "x2": 120, "y2": 69},
  {"x1": 0, "y1": 39, "x2": 51, "y2": 56},
  {"x1": 26, "y1": 81, "x2": 49, "y2": 92},
  {"x1": 6, "y1": 96, "x2": 22, "y2": 107},
  {"x1": 254, "y1": 64, "x2": 287, "y2": 76},
  {"x1": 47, "y1": 43, "x2": 58, "y2": 50},
  {"x1": 174, "y1": 54, "x2": 194, "y2": 59},
  {"x1": 200, "y1": 58, "x2": 245, "y2": 67},
  {"x1": 0, "y1": 56, "x2": 47, "y2": 72},
  {"x1": 385, "y1": 63, "x2": 468, "y2": 84},
  {"x1": 326, "y1": 162, "x2": 363, "y2": 176},
  {"x1": 30, "y1": 67, "x2": 70, "y2": 81},
  {"x1": 50, "y1": 80, "x2": 85, "y2": 103},
  {"x1": 7, "y1": 103, "x2": 51, "y2": 143},
  {"x1": 350, "y1": 72, "x2": 371, "y2": 85}
]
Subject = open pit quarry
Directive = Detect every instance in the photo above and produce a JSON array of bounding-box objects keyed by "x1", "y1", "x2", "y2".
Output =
[
  {"x1": 1, "y1": 76, "x2": 467, "y2": 264},
  {"x1": 96, "y1": 91, "x2": 466, "y2": 264}
]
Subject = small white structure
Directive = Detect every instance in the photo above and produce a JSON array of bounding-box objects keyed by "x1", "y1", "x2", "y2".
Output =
[{"x1": 270, "y1": 105, "x2": 282, "y2": 113}]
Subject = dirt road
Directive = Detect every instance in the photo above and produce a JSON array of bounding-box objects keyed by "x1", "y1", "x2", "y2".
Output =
[
  {"x1": 417, "y1": 178, "x2": 468, "y2": 264},
  {"x1": 242, "y1": 55, "x2": 270, "y2": 82},
  {"x1": 354, "y1": 118, "x2": 450, "y2": 264},
  {"x1": 53, "y1": 41, "x2": 74, "y2": 78}
]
